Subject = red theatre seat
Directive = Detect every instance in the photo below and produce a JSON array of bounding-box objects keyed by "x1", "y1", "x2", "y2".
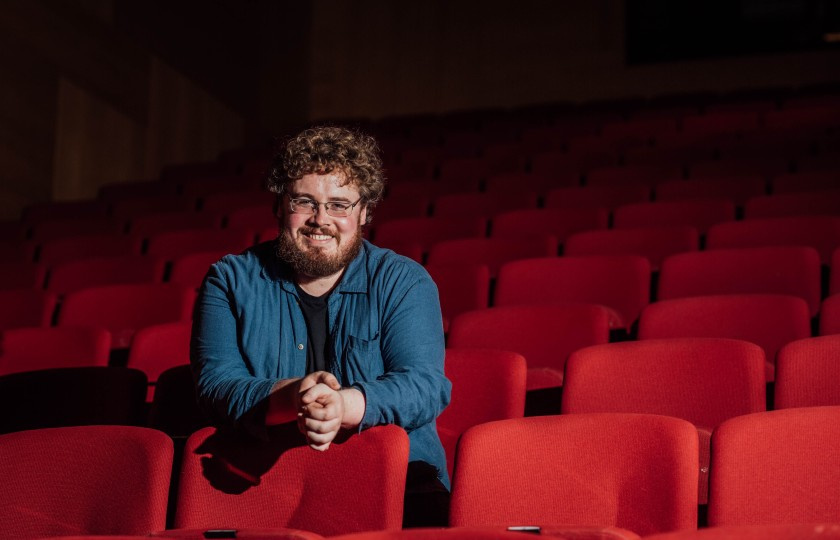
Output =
[
  {"x1": 449, "y1": 413, "x2": 699, "y2": 536},
  {"x1": 173, "y1": 424, "x2": 409, "y2": 536},
  {"x1": 0, "y1": 425, "x2": 172, "y2": 538},
  {"x1": 708, "y1": 407, "x2": 840, "y2": 526}
]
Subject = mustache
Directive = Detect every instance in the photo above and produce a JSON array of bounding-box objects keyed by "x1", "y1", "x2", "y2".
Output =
[{"x1": 299, "y1": 226, "x2": 336, "y2": 237}]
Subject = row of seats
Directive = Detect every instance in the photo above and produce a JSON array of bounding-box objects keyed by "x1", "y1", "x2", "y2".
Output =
[
  {"x1": 2, "y1": 243, "x2": 838, "y2": 340},
  {"x1": 4, "y1": 336, "x2": 839, "y2": 508},
  {"x1": 4, "y1": 405, "x2": 839, "y2": 538},
  {"x1": 3, "y1": 168, "x2": 835, "y2": 253},
  {"x1": 4, "y1": 199, "x2": 838, "y2": 267},
  {"x1": 375, "y1": 180, "x2": 840, "y2": 222}
]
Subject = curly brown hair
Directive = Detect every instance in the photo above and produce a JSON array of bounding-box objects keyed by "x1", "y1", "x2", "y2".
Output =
[{"x1": 267, "y1": 125, "x2": 385, "y2": 224}]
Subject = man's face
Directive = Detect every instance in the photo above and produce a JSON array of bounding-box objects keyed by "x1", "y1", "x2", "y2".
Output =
[{"x1": 275, "y1": 171, "x2": 367, "y2": 279}]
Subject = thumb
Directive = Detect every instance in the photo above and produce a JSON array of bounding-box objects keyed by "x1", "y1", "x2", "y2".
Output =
[{"x1": 316, "y1": 371, "x2": 341, "y2": 390}]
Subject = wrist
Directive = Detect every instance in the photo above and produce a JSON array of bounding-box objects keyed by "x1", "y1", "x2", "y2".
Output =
[{"x1": 338, "y1": 387, "x2": 366, "y2": 430}]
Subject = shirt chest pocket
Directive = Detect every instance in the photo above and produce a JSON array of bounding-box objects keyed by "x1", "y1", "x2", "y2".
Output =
[{"x1": 340, "y1": 334, "x2": 383, "y2": 384}]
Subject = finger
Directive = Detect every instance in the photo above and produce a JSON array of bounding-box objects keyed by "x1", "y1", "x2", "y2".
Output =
[
  {"x1": 314, "y1": 371, "x2": 341, "y2": 390},
  {"x1": 303, "y1": 416, "x2": 341, "y2": 434},
  {"x1": 300, "y1": 383, "x2": 338, "y2": 405},
  {"x1": 306, "y1": 428, "x2": 338, "y2": 446},
  {"x1": 303, "y1": 403, "x2": 338, "y2": 422},
  {"x1": 309, "y1": 441, "x2": 330, "y2": 452}
]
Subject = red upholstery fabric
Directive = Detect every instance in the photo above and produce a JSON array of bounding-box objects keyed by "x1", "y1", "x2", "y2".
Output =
[
  {"x1": 331, "y1": 526, "x2": 640, "y2": 540},
  {"x1": 706, "y1": 216, "x2": 840, "y2": 264},
  {"x1": 654, "y1": 175, "x2": 767, "y2": 206},
  {"x1": 0, "y1": 326, "x2": 111, "y2": 375},
  {"x1": 200, "y1": 190, "x2": 274, "y2": 214},
  {"x1": 821, "y1": 294, "x2": 840, "y2": 335},
  {"x1": 0, "y1": 425, "x2": 172, "y2": 538},
  {"x1": 448, "y1": 304, "x2": 610, "y2": 390},
  {"x1": 491, "y1": 207, "x2": 609, "y2": 243},
  {"x1": 373, "y1": 194, "x2": 432, "y2": 222},
  {"x1": 563, "y1": 338, "x2": 765, "y2": 432},
  {"x1": 771, "y1": 170, "x2": 840, "y2": 194},
  {"x1": 437, "y1": 349, "x2": 526, "y2": 475},
  {"x1": 0, "y1": 239, "x2": 36, "y2": 263},
  {"x1": 686, "y1": 157, "x2": 791, "y2": 179},
  {"x1": 681, "y1": 111, "x2": 761, "y2": 135},
  {"x1": 531, "y1": 149, "x2": 617, "y2": 179},
  {"x1": 0, "y1": 288, "x2": 56, "y2": 330},
  {"x1": 484, "y1": 172, "x2": 562, "y2": 194},
  {"x1": 145, "y1": 227, "x2": 255, "y2": 261},
  {"x1": 638, "y1": 294, "x2": 811, "y2": 382},
  {"x1": 657, "y1": 246, "x2": 822, "y2": 316},
  {"x1": 174, "y1": 424, "x2": 409, "y2": 535},
  {"x1": 58, "y1": 283, "x2": 196, "y2": 348},
  {"x1": 109, "y1": 195, "x2": 195, "y2": 220},
  {"x1": 613, "y1": 199, "x2": 735, "y2": 234},
  {"x1": 545, "y1": 184, "x2": 651, "y2": 211},
  {"x1": 643, "y1": 523, "x2": 840, "y2": 540},
  {"x1": 425, "y1": 264, "x2": 490, "y2": 331},
  {"x1": 127, "y1": 321, "x2": 192, "y2": 401},
  {"x1": 169, "y1": 250, "x2": 229, "y2": 290},
  {"x1": 437, "y1": 157, "x2": 493, "y2": 192},
  {"x1": 427, "y1": 236, "x2": 556, "y2": 278},
  {"x1": 37, "y1": 233, "x2": 143, "y2": 266},
  {"x1": 586, "y1": 164, "x2": 682, "y2": 187},
  {"x1": 432, "y1": 192, "x2": 539, "y2": 220},
  {"x1": 564, "y1": 226, "x2": 698, "y2": 271},
  {"x1": 0, "y1": 262, "x2": 46, "y2": 289},
  {"x1": 775, "y1": 335, "x2": 840, "y2": 408},
  {"x1": 562, "y1": 338, "x2": 766, "y2": 504},
  {"x1": 29, "y1": 216, "x2": 124, "y2": 242},
  {"x1": 151, "y1": 528, "x2": 325, "y2": 539},
  {"x1": 22, "y1": 199, "x2": 108, "y2": 223},
  {"x1": 386, "y1": 180, "x2": 455, "y2": 201},
  {"x1": 495, "y1": 256, "x2": 651, "y2": 331},
  {"x1": 226, "y1": 204, "x2": 278, "y2": 231},
  {"x1": 708, "y1": 407, "x2": 840, "y2": 526},
  {"x1": 47, "y1": 255, "x2": 166, "y2": 295},
  {"x1": 373, "y1": 217, "x2": 487, "y2": 254},
  {"x1": 449, "y1": 414, "x2": 699, "y2": 536},
  {"x1": 129, "y1": 210, "x2": 223, "y2": 237},
  {"x1": 744, "y1": 190, "x2": 840, "y2": 219}
]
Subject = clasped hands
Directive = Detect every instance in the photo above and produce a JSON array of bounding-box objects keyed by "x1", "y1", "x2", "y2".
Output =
[
  {"x1": 267, "y1": 371, "x2": 365, "y2": 451},
  {"x1": 296, "y1": 371, "x2": 346, "y2": 451}
]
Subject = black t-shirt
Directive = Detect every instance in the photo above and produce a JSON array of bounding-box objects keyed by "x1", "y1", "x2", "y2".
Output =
[{"x1": 295, "y1": 284, "x2": 331, "y2": 374}]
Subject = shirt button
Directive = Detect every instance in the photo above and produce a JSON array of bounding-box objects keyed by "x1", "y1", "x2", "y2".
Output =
[{"x1": 297, "y1": 344, "x2": 304, "y2": 350}]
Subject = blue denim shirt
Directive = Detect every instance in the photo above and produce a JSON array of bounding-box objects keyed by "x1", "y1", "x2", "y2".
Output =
[{"x1": 191, "y1": 239, "x2": 451, "y2": 487}]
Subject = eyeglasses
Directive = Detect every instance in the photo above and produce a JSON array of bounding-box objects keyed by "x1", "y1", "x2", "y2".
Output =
[{"x1": 287, "y1": 197, "x2": 363, "y2": 218}]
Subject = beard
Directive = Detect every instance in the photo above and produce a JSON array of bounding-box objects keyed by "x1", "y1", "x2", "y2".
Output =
[{"x1": 275, "y1": 224, "x2": 364, "y2": 279}]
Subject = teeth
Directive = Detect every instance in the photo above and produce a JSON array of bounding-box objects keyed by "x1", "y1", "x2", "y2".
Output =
[{"x1": 309, "y1": 234, "x2": 332, "y2": 240}]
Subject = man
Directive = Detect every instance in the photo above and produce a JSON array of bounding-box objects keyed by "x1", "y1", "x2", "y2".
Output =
[{"x1": 190, "y1": 125, "x2": 451, "y2": 526}]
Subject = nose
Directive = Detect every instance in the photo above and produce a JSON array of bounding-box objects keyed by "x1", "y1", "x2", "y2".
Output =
[{"x1": 306, "y1": 204, "x2": 331, "y2": 226}]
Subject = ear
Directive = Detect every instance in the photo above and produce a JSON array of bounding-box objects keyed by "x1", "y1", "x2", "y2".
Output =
[{"x1": 360, "y1": 204, "x2": 369, "y2": 225}]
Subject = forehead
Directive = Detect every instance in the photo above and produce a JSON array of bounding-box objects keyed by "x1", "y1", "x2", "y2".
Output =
[{"x1": 289, "y1": 172, "x2": 360, "y2": 199}]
